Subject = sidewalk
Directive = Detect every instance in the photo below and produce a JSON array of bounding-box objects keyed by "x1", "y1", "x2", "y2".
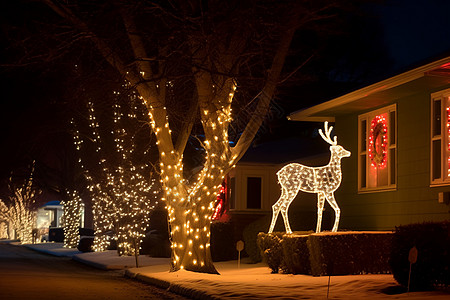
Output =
[{"x1": 20, "y1": 242, "x2": 450, "y2": 300}]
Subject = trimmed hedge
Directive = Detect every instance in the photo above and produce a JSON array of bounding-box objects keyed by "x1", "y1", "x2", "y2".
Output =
[
  {"x1": 308, "y1": 232, "x2": 392, "y2": 276},
  {"x1": 389, "y1": 221, "x2": 450, "y2": 291},
  {"x1": 257, "y1": 231, "x2": 312, "y2": 273},
  {"x1": 258, "y1": 231, "x2": 392, "y2": 276},
  {"x1": 281, "y1": 234, "x2": 311, "y2": 274},
  {"x1": 257, "y1": 232, "x2": 284, "y2": 273}
]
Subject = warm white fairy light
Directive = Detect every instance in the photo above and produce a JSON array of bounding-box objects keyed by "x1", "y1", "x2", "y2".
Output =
[
  {"x1": 72, "y1": 93, "x2": 159, "y2": 256},
  {"x1": 0, "y1": 221, "x2": 8, "y2": 239},
  {"x1": 0, "y1": 163, "x2": 40, "y2": 244},
  {"x1": 137, "y1": 80, "x2": 238, "y2": 273},
  {"x1": 61, "y1": 190, "x2": 83, "y2": 248},
  {"x1": 268, "y1": 122, "x2": 351, "y2": 234}
]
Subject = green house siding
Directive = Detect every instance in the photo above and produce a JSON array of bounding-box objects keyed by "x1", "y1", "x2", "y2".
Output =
[{"x1": 335, "y1": 89, "x2": 450, "y2": 231}]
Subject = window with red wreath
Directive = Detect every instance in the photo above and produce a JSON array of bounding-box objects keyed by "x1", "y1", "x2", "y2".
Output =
[
  {"x1": 358, "y1": 104, "x2": 397, "y2": 191},
  {"x1": 430, "y1": 89, "x2": 450, "y2": 185}
]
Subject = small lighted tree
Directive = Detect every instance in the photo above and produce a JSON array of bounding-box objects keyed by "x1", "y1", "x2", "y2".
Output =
[
  {"x1": 73, "y1": 96, "x2": 159, "y2": 256},
  {"x1": 0, "y1": 221, "x2": 8, "y2": 239},
  {"x1": 0, "y1": 201, "x2": 10, "y2": 239},
  {"x1": 1, "y1": 163, "x2": 41, "y2": 244}
]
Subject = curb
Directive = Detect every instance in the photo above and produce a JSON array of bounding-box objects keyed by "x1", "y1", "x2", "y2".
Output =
[
  {"x1": 23, "y1": 244, "x2": 79, "y2": 257},
  {"x1": 71, "y1": 255, "x2": 124, "y2": 270},
  {"x1": 124, "y1": 269, "x2": 220, "y2": 300}
]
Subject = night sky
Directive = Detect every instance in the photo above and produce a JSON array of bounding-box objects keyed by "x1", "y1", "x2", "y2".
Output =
[
  {"x1": 1, "y1": 0, "x2": 450, "y2": 196},
  {"x1": 375, "y1": 0, "x2": 450, "y2": 70}
]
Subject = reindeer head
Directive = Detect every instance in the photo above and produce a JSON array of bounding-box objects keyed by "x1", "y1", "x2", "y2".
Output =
[{"x1": 319, "y1": 121, "x2": 351, "y2": 159}]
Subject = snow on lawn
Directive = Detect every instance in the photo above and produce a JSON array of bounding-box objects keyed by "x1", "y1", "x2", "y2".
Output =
[
  {"x1": 17, "y1": 241, "x2": 449, "y2": 299},
  {"x1": 127, "y1": 261, "x2": 449, "y2": 300}
]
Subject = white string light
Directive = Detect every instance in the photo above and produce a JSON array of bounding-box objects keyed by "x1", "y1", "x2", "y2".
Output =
[
  {"x1": 61, "y1": 190, "x2": 83, "y2": 248},
  {"x1": 72, "y1": 90, "x2": 160, "y2": 256},
  {"x1": 268, "y1": 122, "x2": 350, "y2": 234},
  {"x1": 0, "y1": 162, "x2": 40, "y2": 244},
  {"x1": 140, "y1": 80, "x2": 236, "y2": 272}
]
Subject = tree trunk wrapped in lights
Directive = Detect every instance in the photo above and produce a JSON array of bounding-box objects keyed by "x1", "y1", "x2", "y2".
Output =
[
  {"x1": 61, "y1": 190, "x2": 83, "y2": 248},
  {"x1": 42, "y1": 0, "x2": 343, "y2": 273}
]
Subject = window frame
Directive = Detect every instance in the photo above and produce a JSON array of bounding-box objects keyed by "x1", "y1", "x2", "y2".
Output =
[
  {"x1": 228, "y1": 168, "x2": 268, "y2": 211},
  {"x1": 430, "y1": 88, "x2": 450, "y2": 186},
  {"x1": 358, "y1": 104, "x2": 397, "y2": 193}
]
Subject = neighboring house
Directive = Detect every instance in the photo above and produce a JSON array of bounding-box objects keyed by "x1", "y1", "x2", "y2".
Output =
[
  {"x1": 36, "y1": 201, "x2": 65, "y2": 241},
  {"x1": 36, "y1": 200, "x2": 86, "y2": 242},
  {"x1": 288, "y1": 56, "x2": 450, "y2": 230}
]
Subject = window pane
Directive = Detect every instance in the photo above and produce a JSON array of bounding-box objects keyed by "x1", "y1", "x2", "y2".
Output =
[
  {"x1": 389, "y1": 111, "x2": 396, "y2": 145},
  {"x1": 368, "y1": 112, "x2": 389, "y2": 188},
  {"x1": 377, "y1": 163, "x2": 389, "y2": 187},
  {"x1": 446, "y1": 103, "x2": 450, "y2": 179},
  {"x1": 432, "y1": 139, "x2": 442, "y2": 180},
  {"x1": 246, "y1": 177, "x2": 261, "y2": 209},
  {"x1": 390, "y1": 148, "x2": 396, "y2": 185},
  {"x1": 360, "y1": 155, "x2": 366, "y2": 188},
  {"x1": 360, "y1": 119, "x2": 367, "y2": 152},
  {"x1": 433, "y1": 100, "x2": 441, "y2": 137}
]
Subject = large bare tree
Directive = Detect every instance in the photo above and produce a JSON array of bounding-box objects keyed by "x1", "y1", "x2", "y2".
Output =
[{"x1": 36, "y1": 0, "x2": 342, "y2": 274}]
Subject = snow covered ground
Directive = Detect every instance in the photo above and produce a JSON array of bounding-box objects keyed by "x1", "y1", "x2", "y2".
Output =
[{"x1": 21, "y1": 242, "x2": 450, "y2": 299}]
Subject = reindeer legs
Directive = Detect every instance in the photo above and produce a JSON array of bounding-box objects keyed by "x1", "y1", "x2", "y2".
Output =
[
  {"x1": 325, "y1": 192, "x2": 341, "y2": 232},
  {"x1": 268, "y1": 188, "x2": 286, "y2": 233},
  {"x1": 280, "y1": 200, "x2": 293, "y2": 234},
  {"x1": 316, "y1": 192, "x2": 326, "y2": 233},
  {"x1": 269, "y1": 186, "x2": 296, "y2": 234}
]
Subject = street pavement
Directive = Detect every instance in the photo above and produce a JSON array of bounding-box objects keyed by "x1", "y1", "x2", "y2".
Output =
[{"x1": 0, "y1": 243, "x2": 188, "y2": 300}]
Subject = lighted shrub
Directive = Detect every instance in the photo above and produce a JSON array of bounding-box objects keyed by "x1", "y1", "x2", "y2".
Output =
[{"x1": 390, "y1": 221, "x2": 450, "y2": 290}]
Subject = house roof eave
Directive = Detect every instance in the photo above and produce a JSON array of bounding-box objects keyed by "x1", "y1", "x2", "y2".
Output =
[{"x1": 289, "y1": 56, "x2": 450, "y2": 122}]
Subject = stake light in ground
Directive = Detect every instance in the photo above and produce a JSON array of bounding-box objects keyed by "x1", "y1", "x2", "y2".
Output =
[{"x1": 268, "y1": 122, "x2": 350, "y2": 234}]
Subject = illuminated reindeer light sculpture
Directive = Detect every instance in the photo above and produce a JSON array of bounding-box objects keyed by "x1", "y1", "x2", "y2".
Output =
[{"x1": 268, "y1": 122, "x2": 351, "y2": 234}]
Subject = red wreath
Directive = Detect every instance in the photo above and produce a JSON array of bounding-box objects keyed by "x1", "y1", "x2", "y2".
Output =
[{"x1": 368, "y1": 115, "x2": 388, "y2": 168}]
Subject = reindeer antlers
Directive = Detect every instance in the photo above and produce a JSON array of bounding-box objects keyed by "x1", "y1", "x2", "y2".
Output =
[{"x1": 319, "y1": 121, "x2": 337, "y2": 146}]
